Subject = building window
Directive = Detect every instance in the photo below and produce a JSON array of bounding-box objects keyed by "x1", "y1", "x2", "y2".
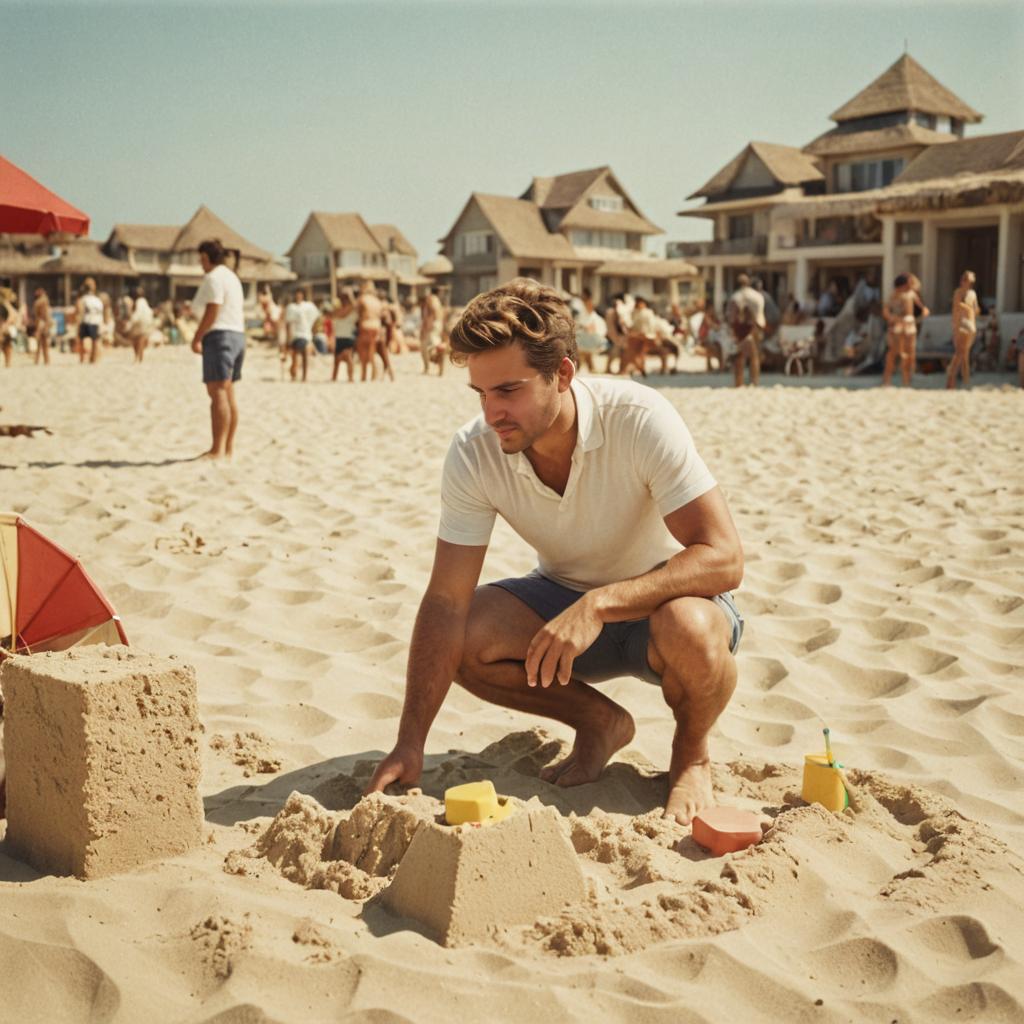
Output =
[
  {"x1": 834, "y1": 158, "x2": 905, "y2": 193},
  {"x1": 478, "y1": 275, "x2": 496, "y2": 292},
  {"x1": 728, "y1": 215, "x2": 754, "y2": 240},
  {"x1": 896, "y1": 222, "x2": 923, "y2": 246},
  {"x1": 589, "y1": 195, "x2": 624, "y2": 212},
  {"x1": 339, "y1": 250, "x2": 362, "y2": 268},
  {"x1": 305, "y1": 252, "x2": 328, "y2": 273},
  {"x1": 570, "y1": 230, "x2": 626, "y2": 248},
  {"x1": 460, "y1": 231, "x2": 494, "y2": 257},
  {"x1": 135, "y1": 249, "x2": 159, "y2": 267}
]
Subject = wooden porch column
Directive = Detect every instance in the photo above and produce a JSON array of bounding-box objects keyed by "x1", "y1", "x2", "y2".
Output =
[
  {"x1": 881, "y1": 218, "x2": 896, "y2": 298},
  {"x1": 994, "y1": 207, "x2": 1021, "y2": 314}
]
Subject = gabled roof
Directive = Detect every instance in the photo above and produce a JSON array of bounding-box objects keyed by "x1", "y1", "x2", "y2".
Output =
[
  {"x1": 368, "y1": 223, "x2": 417, "y2": 257},
  {"x1": 453, "y1": 193, "x2": 576, "y2": 261},
  {"x1": 830, "y1": 54, "x2": 982, "y2": 124},
  {"x1": 42, "y1": 240, "x2": 138, "y2": 277},
  {"x1": 172, "y1": 205, "x2": 272, "y2": 261},
  {"x1": 524, "y1": 165, "x2": 662, "y2": 235},
  {"x1": 108, "y1": 224, "x2": 180, "y2": 251},
  {"x1": 289, "y1": 212, "x2": 383, "y2": 256},
  {"x1": 688, "y1": 141, "x2": 823, "y2": 200},
  {"x1": 524, "y1": 166, "x2": 608, "y2": 209},
  {"x1": 894, "y1": 130, "x2": 1024, "y2": 184},
  {"x1": 803, "y1": 122, "x2": 956, "y2": 157}
]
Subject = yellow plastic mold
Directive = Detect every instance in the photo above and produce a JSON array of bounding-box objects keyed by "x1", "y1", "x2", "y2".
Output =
[
  {"x1": 801, "y1": 753, "x2": 849, "y2": 812},
  {"x1": 444, "y1": 780, "x2": 515, "y2": 826}
]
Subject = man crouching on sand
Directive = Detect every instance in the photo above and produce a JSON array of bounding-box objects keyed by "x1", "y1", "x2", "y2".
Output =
[{"x1": 367, "y1": 278, "x2": 744, "y2": 824}]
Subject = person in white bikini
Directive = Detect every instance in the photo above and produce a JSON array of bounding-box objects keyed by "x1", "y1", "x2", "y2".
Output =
[
  {"x1": 947, "y1": 270, "x2": 981, "y2": 390},
  {"x1": 882, "y1": 273, "x2": 929, "y2": 387}
]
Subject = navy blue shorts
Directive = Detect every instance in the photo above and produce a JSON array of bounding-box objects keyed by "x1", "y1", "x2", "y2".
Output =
[
  {"x1": 79, "y1": 323, "x2": 99, "y2": 340},
  {"x1": 489, "y1": 572, "x2": 743, "y2": 686},
  {"x1": 202, "y1": 329, "x2": 245, "y2": 383},
  {"x1": 335, "y1": 336, "x2": 355, "y2": 353},
  {"x1": 290, "y1": 336, "x2": 310, "y2": 352}
]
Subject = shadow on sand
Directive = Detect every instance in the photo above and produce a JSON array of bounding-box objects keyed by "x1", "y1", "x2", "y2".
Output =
[{"x1": 203, "y1": 728, "x2": 672, "y2": 828}]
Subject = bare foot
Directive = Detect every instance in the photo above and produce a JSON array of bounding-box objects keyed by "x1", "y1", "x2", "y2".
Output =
[
  {"x1": 540, "y1": 704, "x2": 635, "y2": 787},
  {"x1": 197, "y1": 450, "x2": 223, "y2": 461},
  {"x1": 664, "y1": 759, "x2": 714, "y2": 826}
]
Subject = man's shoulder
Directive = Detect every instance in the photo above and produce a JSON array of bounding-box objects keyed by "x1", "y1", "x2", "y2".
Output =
[{"x1": 583, "y1": 375, "x2": 663, "y2": 415}]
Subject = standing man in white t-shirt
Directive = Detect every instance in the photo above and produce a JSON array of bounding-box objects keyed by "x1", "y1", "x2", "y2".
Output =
[
  {"x1": 283, "y1": 287, "x2": 320, "y2": 383},
  {"x1": 367, "y1": 278, "x2": 745, "y2": 826},
  {"x1": 76, "y1": 277, "x2": 105, "y2": 364},
  {"x1": 191, "y1": 239, "x2": 246, "y2": 459}
]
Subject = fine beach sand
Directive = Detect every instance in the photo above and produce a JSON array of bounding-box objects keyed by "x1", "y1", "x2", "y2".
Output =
[{"x1": 1, "y1": 344, "x2": 1022, "y2": 1023}]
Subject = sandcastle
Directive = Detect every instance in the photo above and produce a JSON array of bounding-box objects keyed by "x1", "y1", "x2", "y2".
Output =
[
  {"x1": 382, "y1": 801, "x2": 586, "y2": 946},
  {"x1": 1, "y1": 646, "x2": 203, "y2": 878}
]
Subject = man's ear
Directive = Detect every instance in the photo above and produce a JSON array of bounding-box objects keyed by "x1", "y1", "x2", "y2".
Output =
[{"x1": 557, "y1": 355, "x2": 576, "y2": 391}]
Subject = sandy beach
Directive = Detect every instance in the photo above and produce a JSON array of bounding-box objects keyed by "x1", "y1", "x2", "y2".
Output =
[{"x1": 1, "y1": 345, "x2": 1022, "y2": 1023}]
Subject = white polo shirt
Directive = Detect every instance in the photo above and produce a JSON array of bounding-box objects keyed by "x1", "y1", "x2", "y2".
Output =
[{"x1": 438, "y1": 377, "x2": 716, "y2": 591}]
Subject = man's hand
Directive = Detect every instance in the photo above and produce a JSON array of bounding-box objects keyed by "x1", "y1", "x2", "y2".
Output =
[
  {"x1": 191, "y1": 337, "x2": 202, "y2": 354},
  {"x1": 365, "y1": 741, "x2": 424, "y2": 795},
  {"x1": 525, "y1": 594, "x2": 603, "y2": 688}
]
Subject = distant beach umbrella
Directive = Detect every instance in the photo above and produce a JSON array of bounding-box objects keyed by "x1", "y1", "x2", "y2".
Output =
[
  {"x1": 0, "y1": 154, "x2": 90, "y2": 236},
  {"x1": 0, "y1": 514, "x2": 127, "y2": 657}
]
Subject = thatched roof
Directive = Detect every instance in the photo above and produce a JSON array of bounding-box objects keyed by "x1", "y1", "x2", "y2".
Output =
[
  {"x1": 774, "y1": 168, "x2": 1024, "y2": 219},
  {"x1": 173, "y1": 205, "x2": 272, "y2": 261},
  {"x1": 596, "y1": 257, "x2": 698, "y2": 280},
  {"x1": 524, "y1": 167, "x2": 607, "y2": 209},
  {"x1": 41, "y1": 241, "x2": 138, "y2": 277},
  {"x1": 688, "y1": 142, "x2": 823, "y2": 200},
  {"x1": 466, "y1": 194, "x2": 575, "y2": 261},
  {"x1": 0, "y1": 248, "x2": 49, "y2": 275},
  {"x1": 369, "y1": 223, "x2": 417, "y2": 257},
  {"x1": 108, "y1": 224, "x2": 180, "y2": 251},
  {"x1": 558, "y1": 206, "x2": 662, "y2": 235},
  {"x1": 523, "y1": 166, "x2": 662, "y2": 235},
  {"x1": 803, "y1": 122, "x2": 955, "y2": 157},
  {"x1": 335, "y1": 266, "x2": 391, "y2": 282},
  {"x1": 291, "y1": 212, "x2": 382, "y2": 255},
  {"x1": 894, "y1": 130, "x2": 1024, "y2": 184},
  {"x1": 830, "y1": 54, "x2": 982, "y2": 124},
  {"x1": 419, "y1": 255, "x2": 453, "y2": 276},
  {"x1": 240, "y1": 259, "x2": 295, "y2": 283}
]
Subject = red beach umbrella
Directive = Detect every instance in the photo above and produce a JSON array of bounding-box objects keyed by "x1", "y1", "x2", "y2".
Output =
[
  {"x1": 0, "y1": 155, "x2": 90, "y2": 236},
  {"x1": 0, "y1": 513, "x2": 127, "y2": 656}
]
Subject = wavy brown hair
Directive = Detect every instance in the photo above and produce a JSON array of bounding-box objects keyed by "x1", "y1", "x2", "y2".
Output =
[{"x1": 449, "y1": 278, "x2": 577, "y2": 379}]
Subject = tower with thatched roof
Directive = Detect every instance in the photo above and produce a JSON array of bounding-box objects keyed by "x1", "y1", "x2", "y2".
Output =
[{"x1": 805, "y1": 54, "x2": 983, "y2": 193}]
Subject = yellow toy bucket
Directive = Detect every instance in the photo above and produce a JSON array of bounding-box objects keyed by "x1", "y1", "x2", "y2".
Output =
[{"x1": 801, "y1": 754, "x2": 849, "y2": 812}]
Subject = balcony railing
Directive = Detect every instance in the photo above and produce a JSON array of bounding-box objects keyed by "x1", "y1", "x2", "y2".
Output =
[
  {"x1": 777, "y1": 221, "x2": 882, "y2": 249},
  {"x1": 672, "y1": 235, "x2": 768, "y2": 258}
]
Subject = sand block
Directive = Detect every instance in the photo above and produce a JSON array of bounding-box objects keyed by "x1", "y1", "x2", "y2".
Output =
[
  {"x1": 1, "y1": 646, "x2": 203, "y2": 878},
  {"x1": 691, "y1": 807, "x2": 763, "y2": 857},
  {"x1": 383, "y1": 801, "x2": 585, "y2": 946}
]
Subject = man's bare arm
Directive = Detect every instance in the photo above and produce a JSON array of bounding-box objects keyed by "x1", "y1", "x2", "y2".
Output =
[
  {"x1": 588, "y1": 486, "x2": 743, "y2": 623},
  {"x1": 366, "y1": 539, "x2": 487, "y2": 792}
]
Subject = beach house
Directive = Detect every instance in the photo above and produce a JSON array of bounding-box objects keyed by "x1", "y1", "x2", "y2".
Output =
[
  {"x1": 676, "y1": 54, "x2": 1023, "y2": 331},
  {"x1": 439, "y1": 166, "x2": 698, "y2": 307},
  {"x1": 105, "y1": 205, "x2": 293, "y2": 303},
  {"x1": 286, "y1": 213, "x2": 426, "y2": 301}
]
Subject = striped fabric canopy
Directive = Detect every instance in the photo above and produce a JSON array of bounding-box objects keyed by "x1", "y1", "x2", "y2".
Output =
[{"x1": 0, "y1": 513, "x2": 127, "y2": 656}]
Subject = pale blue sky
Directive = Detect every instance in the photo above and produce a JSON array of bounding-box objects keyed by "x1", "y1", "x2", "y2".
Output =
[{"x1": 5, "y1": 1, "x2": 1022, "y2": 263}]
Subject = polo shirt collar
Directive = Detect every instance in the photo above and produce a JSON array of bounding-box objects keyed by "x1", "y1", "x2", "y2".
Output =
[
  {"x1": 571, "y1": 377, "x2": 604, "y2": 453},
  {"x1": 512, "y1": 376, "x2": 604, "y2": 484}
]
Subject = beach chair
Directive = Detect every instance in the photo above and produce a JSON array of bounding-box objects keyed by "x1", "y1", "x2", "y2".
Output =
[{"x1": 778, "y1": 324, "x2": 816, "y2": 376}]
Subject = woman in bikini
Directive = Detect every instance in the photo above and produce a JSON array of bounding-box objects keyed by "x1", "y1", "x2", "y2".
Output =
[
  {"x1": 947, "y1": 270, "x2": 981, "y2": 390},
  {"x1": 882, "y1": 273, "x2": 928, "y2": 387}
]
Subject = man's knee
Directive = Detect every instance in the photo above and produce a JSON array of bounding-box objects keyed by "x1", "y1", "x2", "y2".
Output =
[{"x1": 649, "y1": 597, "x2": 729, "y2": 674}]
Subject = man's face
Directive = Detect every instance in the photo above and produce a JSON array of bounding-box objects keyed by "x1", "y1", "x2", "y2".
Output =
[{"x1": 467, "y1": 344, "x2": 569, "y2": 455}]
